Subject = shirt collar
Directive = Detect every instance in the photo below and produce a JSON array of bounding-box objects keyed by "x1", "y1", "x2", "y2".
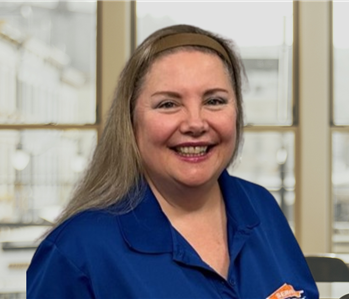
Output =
[
  {"x1": 118, "y1": 170, "x2": 260, "y2": 254},
  {"x1": 118, "y1": 185, "x2": 173, "y2": 253},
  {"x1": 219, "y1": 170, "x2": 260, "y2": 232}
]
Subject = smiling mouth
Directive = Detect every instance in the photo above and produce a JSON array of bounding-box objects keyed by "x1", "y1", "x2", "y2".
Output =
[{"x1": 174, "y1": 146, "x2": 210, "y2": 157}]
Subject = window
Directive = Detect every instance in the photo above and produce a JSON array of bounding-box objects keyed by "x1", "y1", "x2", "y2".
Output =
[
  {"x1": 0, "y1": 2, "x2": 97, "y2": 125},
  {"x1": 0, "y1": 3, "x2": 98, "y2": 294},
  {"x1": 332, "y1": 1, "x2": 349, "y2": 252},
  {"x1": 0, "y1": 1, "x2": 97, "y2": 224}
]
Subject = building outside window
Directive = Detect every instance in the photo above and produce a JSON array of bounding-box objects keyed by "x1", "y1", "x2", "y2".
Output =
[
  {"x1": 0, "y1": 1, "x2": 97, "y2": 295},
  {"x1": 332, "y1": 0, "x2": 349, "y2": 253}
]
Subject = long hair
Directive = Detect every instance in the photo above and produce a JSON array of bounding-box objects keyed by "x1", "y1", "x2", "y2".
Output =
[{"x1": 53, "y1": 24, "x2": 246, "y2": 227}]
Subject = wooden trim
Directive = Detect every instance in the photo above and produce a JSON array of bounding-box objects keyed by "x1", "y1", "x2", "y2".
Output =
[
  {"x1": 243, "y1": 126, "x2": 297, "y2": 133},
  {"x1": 297, "y1": 1, "x2": 332, "y2": 253}
]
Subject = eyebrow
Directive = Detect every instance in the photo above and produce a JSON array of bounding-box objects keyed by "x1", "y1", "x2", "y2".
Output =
[
  {"x1": 151, "y1": 88, "x2": 230, "y2": 98},
  {"x1": 151, "y1": 91, "x2": 181, "y2": 98},
  {"x1": 203, "y1": 88, "x2": 230, "y2": 97}
]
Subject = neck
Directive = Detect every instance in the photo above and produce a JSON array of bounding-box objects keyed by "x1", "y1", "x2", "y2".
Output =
[
  {"x1": 146, "y1": 177, "x2": 223, "y2": 218},
  {"x1": 146, "y1": 176, "x2": 229, "y2": 279}
]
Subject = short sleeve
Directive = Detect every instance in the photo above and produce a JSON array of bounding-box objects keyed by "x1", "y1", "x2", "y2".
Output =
[{"x1": 27, "y1": 239, "x2": 94, "y2": 299}]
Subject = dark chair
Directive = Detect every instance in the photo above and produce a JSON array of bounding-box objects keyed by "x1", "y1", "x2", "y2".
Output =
[
  {"x1": 340, "y1": 294, "x2": 349, "y2": 299},
  {"x1": 305, "y1": 256, "x2": 349, "y2": 282}
]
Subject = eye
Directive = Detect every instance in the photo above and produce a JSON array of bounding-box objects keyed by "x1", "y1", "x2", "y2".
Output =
[
  {"x1": 156, "y1": 101, "x2": 177, "y2": 109},
  {"x1": 205, "y1": 97, "x2": 227, "y2": 106}
]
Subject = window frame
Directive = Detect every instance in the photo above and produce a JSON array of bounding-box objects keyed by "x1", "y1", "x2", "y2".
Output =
[
  {"x1": 0, "y1": 2, "x2": 133, "y2": 226},
  {"x1": 330, "y1": 1, "x2": 349, "y2": 253}
]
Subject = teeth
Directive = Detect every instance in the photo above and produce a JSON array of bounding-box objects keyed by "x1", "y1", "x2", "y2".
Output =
[{"x1": 176, "y1": 146, "x2": 208, "y2": 156}]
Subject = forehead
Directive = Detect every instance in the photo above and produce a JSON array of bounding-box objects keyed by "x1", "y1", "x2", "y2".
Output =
[
  {"x1": 144, "y1": 49, "x2": 232, "y2": 88},
  {"x1": 151, "y1": 47, "x2": 227, "y2": 71}
]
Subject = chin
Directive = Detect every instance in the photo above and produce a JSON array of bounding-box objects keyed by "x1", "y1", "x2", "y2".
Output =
[{"x1": 175, "y1": 173, "x2": 219, "y2": 189}]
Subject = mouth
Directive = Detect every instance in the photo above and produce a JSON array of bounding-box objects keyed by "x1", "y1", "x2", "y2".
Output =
[{"x1": 173, "y1": 145, "x2": 211, "y2": 157}]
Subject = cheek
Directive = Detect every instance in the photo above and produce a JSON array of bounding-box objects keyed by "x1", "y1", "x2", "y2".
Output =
[
  {"x1": 217, "y1": 110, "x2": 237, "y2": 142},
  {"x1": 134, "y1": 114, "x2": 174, "y2": 148}
]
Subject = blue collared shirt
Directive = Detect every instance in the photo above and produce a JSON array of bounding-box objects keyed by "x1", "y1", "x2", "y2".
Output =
[{"x1": 27, "y1": 171, "x2": 319, "y2": 299}]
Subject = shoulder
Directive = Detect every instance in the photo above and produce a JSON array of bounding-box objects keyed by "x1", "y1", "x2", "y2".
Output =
[
  {"x1": 27, "y1": 210, "x2": 118, "y2": 297},
  {"x1": 221, "y1": 171, "x2": 276, "y2": 203},
  {"x1": 47, "y1": 210, "x2": 119, "y2": 244},
  {"x1": 221, "y1": 171, "x2": 285, "y2": 221},
  {"x1": 230, "y1": 175, "x2": 270, "y2": 193},
  {"x1": 40, "y1": 209, "x2": 125, "y2": 264}
]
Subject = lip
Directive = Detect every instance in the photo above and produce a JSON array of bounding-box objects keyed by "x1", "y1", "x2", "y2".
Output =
[
  {"x1": 170, "y1": 141, "x2": 215, "y2": 147},
  {"x1": 169, "y1": 141, "x2": 216, "y2": 162},
  {"x1": 174, "y1": 148, "x2": 213, "y2": 163},
  {"x1": 170, "y1": 142, "x2": 215, "y2": 153}
]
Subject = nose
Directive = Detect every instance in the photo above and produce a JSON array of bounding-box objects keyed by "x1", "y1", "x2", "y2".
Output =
[{"x1": 180, "y1": 107, "x2": 209, "y2": 136}]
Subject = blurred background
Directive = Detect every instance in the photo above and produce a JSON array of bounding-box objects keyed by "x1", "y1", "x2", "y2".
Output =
[{"x1": 0, "y1": 0, "x2": 348, "y2": 297}]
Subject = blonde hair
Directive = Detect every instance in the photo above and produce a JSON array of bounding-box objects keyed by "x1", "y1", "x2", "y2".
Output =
[{"x1": 54, "y1": 24, "x2": 246, "y2": 227}]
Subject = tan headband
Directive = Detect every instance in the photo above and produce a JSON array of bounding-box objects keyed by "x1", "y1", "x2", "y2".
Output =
[{"x1": 152, "y1": 33, "x2": 231, "y2": 65}]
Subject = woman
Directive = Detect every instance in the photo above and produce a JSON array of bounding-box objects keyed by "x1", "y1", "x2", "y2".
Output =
[{"x1": 27, "y1": 24, "x2": 318, "y2": 299}]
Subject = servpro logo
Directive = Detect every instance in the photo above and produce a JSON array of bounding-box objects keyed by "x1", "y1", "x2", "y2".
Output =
[{"x1": 267, "y1": 283, "x2": 305, "y2": 299}]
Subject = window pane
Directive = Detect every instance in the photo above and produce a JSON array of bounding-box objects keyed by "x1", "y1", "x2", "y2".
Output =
[
  {"x1": 333, "y1": 1, "x2": 349, "y2": 125},
  {"x1": 0, "y1": 129, "x2": 97, "y2": 224},
  {"x1": 136, "y1": 2, "x2": 293, "y2": 125},
  {"x1": 332, "y1": 132, "x2": 349, "y2": 253},
  {"x1": 0, "y1": 1, "x2": 97, "y2": 124},
  {"x1": 228, "y1": 132, "x2": 295, "y2": 228}
]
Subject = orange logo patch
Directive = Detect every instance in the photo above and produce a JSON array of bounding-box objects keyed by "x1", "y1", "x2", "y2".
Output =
[{"x1": 267, "y1": 283, "x2": 304, "y2": 299}]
